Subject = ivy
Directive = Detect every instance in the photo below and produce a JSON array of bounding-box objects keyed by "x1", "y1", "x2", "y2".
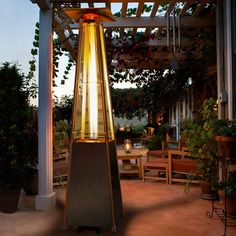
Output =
[{"x1": 28, "y1": 22, "x2": 75, "y2": 90}]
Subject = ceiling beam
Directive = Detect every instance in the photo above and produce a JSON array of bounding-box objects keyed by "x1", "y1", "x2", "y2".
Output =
[
  {"x1": 67, "y1": 16, "x2": 215, "y2": 29},
  {"x1": 50, "y1": 0, "x2": 216, "y2": 3},
  {"x1": 31, "y1": 0, "x2": 50, "y2": 10}
]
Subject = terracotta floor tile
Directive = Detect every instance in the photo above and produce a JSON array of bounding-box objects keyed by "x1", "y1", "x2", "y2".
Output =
[{"x1": 0, "y1": 180, "x2": 236, "y2": 236}]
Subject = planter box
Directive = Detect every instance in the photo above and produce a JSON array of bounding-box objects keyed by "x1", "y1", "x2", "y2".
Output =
[{"x1": 215, "y1": 136, "x2": 236, "y2": 163}]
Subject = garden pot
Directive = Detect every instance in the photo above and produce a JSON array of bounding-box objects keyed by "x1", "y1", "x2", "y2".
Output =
[
  {"x1": 219, "y1": 191, "x2": 236, "y2": 217},
  {"x1": 0, "y1": 187, "x2": 21, "y2": 213},
  {"x1": 215, "y1": 136, "x2": 236, "y2": 163},
  {"x1": 200, "y1": 180, "x2": 218, "y2": 200},
  {"x1": 23, "y1": 172, "x2": 38, "y2": 195}
]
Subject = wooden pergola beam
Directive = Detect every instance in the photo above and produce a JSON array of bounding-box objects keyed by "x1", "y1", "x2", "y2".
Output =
[
  {"x1": 67, "y1": 16, "x2": 214, "y2": 29},
  {"x1": 179, "y1": 1, "x2": 193, "y2": 16},
  {"x1": 31, "y1": 0, "x2": 51, "y2": 10},
  {"x1": 50, "y1": 0, "x2": 216, "y2": 3},
  {"x1": 150, "y1": 1, "x2": 161, "y2": 17},
  {"x1": 193, "y1": 0, "x2": 208, "y2": 17}
]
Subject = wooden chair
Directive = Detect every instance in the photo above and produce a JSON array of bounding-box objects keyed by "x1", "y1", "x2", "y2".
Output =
[
  {"x1": 168, "y1": 150, "x2": 198, "y2": 184},
  {"x1": 142, "y1": 141, "x2": 180, "y2": 184}
]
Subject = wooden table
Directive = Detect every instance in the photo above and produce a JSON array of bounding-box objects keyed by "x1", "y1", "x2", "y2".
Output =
[{"x1": 116, "y1": 148, "x2": 148, "y2": 178}]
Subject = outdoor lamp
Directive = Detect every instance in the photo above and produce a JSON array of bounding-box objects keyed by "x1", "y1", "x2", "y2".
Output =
[
  {"x1": 64, "y1": 8, "x2": 122, "y2": 232},
  {"x1": 124, "y1": 139, "x2": 132, "y2": 153}
]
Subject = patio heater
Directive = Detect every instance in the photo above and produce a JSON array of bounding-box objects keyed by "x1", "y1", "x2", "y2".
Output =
[{"x1": 64, "y1": 8, "x2": 122, "y2": 232}]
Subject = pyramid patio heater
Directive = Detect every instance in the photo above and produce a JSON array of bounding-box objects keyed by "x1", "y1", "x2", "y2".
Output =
[{"x1": 64, "y1": 8, "x2": 122, "y2": 232}]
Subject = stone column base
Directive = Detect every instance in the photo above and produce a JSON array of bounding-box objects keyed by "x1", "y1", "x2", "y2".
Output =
[{"x1": 35, "y1": 192, "x2": 56, "y2": 210}]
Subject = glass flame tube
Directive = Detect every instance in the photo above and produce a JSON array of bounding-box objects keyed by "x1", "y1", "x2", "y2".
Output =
[{"x1": 70, "y1": 10, "x2": 115, "y2": 142}]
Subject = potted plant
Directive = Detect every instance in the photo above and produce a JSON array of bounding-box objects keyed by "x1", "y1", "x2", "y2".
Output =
[
  {"x1": 0, "y1": 62, "x2": 38, "y2": 212},
  {"x1": 218, "y1": 170, "x2": 236, "y2": 217},
  {"x1": 215, "y1": 120, "x2": 236, "y2": 163},
  {"x1": 181, "y1": 98, "x2": 219, "y2": 199}
]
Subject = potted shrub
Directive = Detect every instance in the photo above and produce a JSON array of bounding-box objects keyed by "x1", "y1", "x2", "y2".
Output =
[
  {"x1": 218, "y1": 170, "x2": 236, "y2": 217},
  {"x1": 0, "y1": 62, "x2": 38, "y2": 212},
  {"x1": 181, "y1": 98, "x2": 219, "y2": 199},
  {"x1": 215, "y1": 120, "x2": 236, "y2": 163}
]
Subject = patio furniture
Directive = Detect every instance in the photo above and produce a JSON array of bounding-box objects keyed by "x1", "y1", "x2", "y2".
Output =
[
  {"x1": 168, "y1": 150, "x2": 198, "y2": 184},
  {"x1": 117, "y1": 147, "x2": 147, "y2": 178},
  {"x1": 142, "y1": 157, "x2": 169, "y2": 184},
  {"x1": 142, "y1": 141, "x2": 179, "y2": 183}
]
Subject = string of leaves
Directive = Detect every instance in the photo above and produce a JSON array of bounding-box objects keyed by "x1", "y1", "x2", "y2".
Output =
[{"x1": 28, "y1": 22, "x2": 75, "y2": 89}]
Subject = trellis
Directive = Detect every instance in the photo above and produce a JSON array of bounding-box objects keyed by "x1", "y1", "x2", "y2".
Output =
[{"x1": 34, "y1": 0, "x2": 216, "y2": 69}]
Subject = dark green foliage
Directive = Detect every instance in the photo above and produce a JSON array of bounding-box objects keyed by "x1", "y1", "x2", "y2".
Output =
[
  {"x1": 147, "y1": 136, "x2": 162, "y2": 150},
  {"x1": 53, "y1": 95, "x2": 73, "y2": 123},
  {"x1": 28, "y1": 22, "x2": 75, "y2": 88},
  {"x1": 111, "y1": 88, "x2": 146, "y2": 119},
  {"x1": 216, "y1": 120, "x2": 236, "y2": 137},
  {"x1": 0, "y1": 63, "x2": 38, "y2": 189},
  {"x1": 181, "y1": 98, "x2": 219, "y2": 188},
  {"x1": 110, "y1": 68, "x2": 189, "y2": 120},
  {"x1": 219, "y1": 171, "x2": 236, "y2": 196}
]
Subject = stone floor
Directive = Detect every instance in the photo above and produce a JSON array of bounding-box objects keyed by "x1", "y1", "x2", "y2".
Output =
[{"x1": 1, "y1": 180, "x2": 236, "y2": 236}]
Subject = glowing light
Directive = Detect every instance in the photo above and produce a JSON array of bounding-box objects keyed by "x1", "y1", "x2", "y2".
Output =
[
  {"x1": 67, "y1": 8, "x2": 116, "y2": 142},
  {"x1": 88, "y1": 24, "x2": 98, "y2": 139}
]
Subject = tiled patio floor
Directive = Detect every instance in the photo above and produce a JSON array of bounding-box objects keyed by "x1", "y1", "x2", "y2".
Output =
[{"x1": 1, "y1": 180, "x2": 236, "y2": 236}]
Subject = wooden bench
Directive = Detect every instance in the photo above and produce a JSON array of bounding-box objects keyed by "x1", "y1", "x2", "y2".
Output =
[
  {"x1": 142, "y1": 157, "x2": 169, "y2": 184},
  {"x1": 168, "y1": 150, "x2": 198, "y2": 184}
]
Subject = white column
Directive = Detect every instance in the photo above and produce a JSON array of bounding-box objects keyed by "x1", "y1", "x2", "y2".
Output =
[
  {"x1": 226, "y1": 0, "x2": 233, "y2": 119},
  {"x1": 182, "y1": 95, "x2": 186, "y2": 119},
  {"x1": 176, "y1": 102, "x2": 179, "y2": 141},
  {"x1": 35, "y1": 6, "x2": 56, "y2": 210},
  {"x1": 216, "y1": 0, "x2": 225, "y2": 118}
]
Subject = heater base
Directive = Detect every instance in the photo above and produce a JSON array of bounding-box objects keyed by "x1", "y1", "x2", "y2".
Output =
[
  {"x1": 77, "y1": 226, "x2": 100, "y2": 234},
  {"x1": 65, "y1": 140, "x2": 122, "y2": 230}
]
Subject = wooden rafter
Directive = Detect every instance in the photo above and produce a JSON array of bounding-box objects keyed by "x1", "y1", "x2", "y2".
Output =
[
  {"x1": 32, "y1": 0, "x2": 217, "y2": 70},
  {"x1": 150, "y1": 1, "x2": 161, "y2": 17},
  {"x1": 179, "y1": 1, "x2": 193, "y2": 16},
  {"x1": 68, "y1": 16, "x2": 214, "y2": 29},
  {"x1": 120, "y1": 2, "x2": 128, "y2": 38},
  {"x1": 132, "y1": 2, "x2": 144, "y2": 36},
  {"x1": 193, "y1": 0, "x2": 208, "y2": 16},
  {"x1": 165, "y1": 1, "x2": 177, "y2": 16}
]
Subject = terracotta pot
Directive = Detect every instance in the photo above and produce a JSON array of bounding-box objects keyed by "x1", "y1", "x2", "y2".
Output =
[
  {"x1": 215, "y1": 136, "x2": 236, "y2": 162},
  {"x1": 200, "y1": 180, "x2": 218, "y2": 200},
  {"x1": 0, "y1": 187, "x2": 21, "y2": 213}
]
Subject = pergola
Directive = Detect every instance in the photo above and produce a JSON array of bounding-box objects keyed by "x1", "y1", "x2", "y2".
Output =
[{"x1": 30, "y1": 0, "x2": 236, "y2": 210}]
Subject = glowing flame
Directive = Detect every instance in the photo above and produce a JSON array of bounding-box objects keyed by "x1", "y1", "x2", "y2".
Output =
[{"x1": 81, "y1": 23, "x2": 99, "y2": 139}]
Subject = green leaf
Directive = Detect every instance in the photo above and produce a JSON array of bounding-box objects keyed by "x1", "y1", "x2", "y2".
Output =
[
  {"x1": 35, "y1": 29, "x2": 39, "y2": 35},
  {"x1": 31, "y1": 49, "x2": 38, "y2": 56}
]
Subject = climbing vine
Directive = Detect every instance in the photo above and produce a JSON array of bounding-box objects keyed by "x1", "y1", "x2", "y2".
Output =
[{"x1": 28, "y1": 22, "x2": 75, "y2": 88}]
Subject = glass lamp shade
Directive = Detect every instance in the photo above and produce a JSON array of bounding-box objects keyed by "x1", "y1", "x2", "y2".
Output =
[
  {"x1": 70, "y1": 12, "x2": 115, "y2": 142},
  {"x1": 124, "y1": 139, "x2": 132, "y2": 153}
]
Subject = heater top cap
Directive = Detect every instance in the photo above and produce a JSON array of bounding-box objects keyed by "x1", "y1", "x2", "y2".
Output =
[{"x1": 64, "y1": 8, "x2": 116, "y2": 22}]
